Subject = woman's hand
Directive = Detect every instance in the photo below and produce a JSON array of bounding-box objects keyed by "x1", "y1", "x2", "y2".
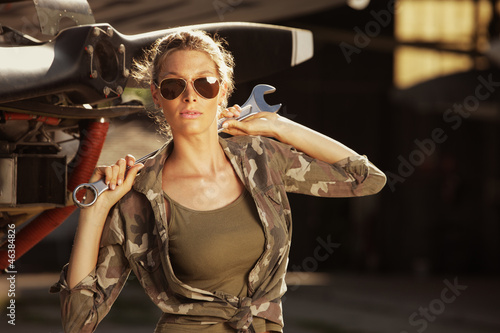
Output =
[
  {"x1": 86, "y1": 155, "x2": 144, "y2": 211},
  {"x1": 219, "y1": 104, "x2": 242, "y2": 120},
  {"x1": 220, "y1": 104, "x2": 283, "y2": 138}
]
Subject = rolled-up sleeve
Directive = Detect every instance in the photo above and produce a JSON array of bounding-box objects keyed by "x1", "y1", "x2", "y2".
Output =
[
  {"x1": 50, "y1": 207, "x2": 131, "y2": 333},
  {"x1": 266, "y1": 139, "x2": 386, "y2": 197},
  {"x1": 325, "y1": 154, "x2": 387, "y2": 196}
]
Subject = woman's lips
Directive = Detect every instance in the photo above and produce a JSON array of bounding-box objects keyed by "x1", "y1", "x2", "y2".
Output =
[{"x1": 180, "y1": 110, "x2": 202, "y2": 119}]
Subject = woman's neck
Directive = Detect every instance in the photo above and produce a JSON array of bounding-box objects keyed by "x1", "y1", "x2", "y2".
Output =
[{"x1": 166, "y1": 132, "x2": 227, "y2": 177}]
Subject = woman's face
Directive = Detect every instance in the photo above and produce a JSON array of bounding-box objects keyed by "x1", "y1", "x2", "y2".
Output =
[{"x1": 151, "y1": 49, "x2": 225, "y2": 137}]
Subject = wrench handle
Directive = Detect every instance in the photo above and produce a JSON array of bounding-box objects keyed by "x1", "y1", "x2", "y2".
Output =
[{"x1": 217, "y1": 104, "x2": 252, "y2": 132}]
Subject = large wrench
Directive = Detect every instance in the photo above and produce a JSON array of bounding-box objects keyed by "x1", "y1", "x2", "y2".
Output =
[{"x1": 72, "y1": 84, "x2": 281, "y2": 208}]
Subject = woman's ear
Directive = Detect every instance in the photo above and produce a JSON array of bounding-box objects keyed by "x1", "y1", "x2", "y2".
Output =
[
  {"x1": 151, "y1": 83, "x2": 161, "y2": 108},
  {"x1": 218, "y1": 81, "x2": 228, "y2": 106}
]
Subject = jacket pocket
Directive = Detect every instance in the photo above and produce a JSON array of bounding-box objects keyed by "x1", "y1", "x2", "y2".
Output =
[
  {"x1": 263, "y1": 186, "x2": 285, "y2": 217},
  {"x1": 261, "y1": 186, "x2": 291, "y2": 234}
]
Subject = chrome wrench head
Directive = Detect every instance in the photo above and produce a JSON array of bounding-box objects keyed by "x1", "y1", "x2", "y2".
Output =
[
  {"x1": 241, "y1": 84, "x2": 282, "y2": 114},
  {"x1": 72, "y1": 179, "x2": 110, "y2": 208},
  {"x1": 217, "y1": 84, "x2": 281, "y2": 131}
]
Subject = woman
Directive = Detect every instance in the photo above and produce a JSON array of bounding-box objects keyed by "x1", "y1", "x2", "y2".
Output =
[{"x1": 52, "y1": 29, "x2": 386, "y2": 333}]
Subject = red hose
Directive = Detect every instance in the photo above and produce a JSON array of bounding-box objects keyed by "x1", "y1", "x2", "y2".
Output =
[
  {"x1": 3, "y1": 112, "x2": 61, "y2": 125},
  {"x1": 0, "y1": 120, "x2": 109, "y2": 270}
]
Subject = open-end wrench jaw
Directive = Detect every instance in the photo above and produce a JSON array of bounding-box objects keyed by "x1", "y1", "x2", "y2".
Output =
[
  {"x1": 217, "y1": 84, "x2": 282, "y2": 131},
  {"x1": 242, "y1": 84, "x2": 282, "y2": 113}
]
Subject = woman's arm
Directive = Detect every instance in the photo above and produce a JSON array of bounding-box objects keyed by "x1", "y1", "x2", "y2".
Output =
[
  {"x1": 221, "y1": 107, "x2": 359, "y2": 164},
  {"x1": 67, "y1": 156, "x2": 143, "y2": 289},
  {"x1": 270, "y1": 116, "x2": 359, "y2": 164},
  {"x1": 66, "y1": 205, "x2": 110, "y2": 289},
  {"x1": 221, "y1": 107, "x2": 386, "y2": 196}
]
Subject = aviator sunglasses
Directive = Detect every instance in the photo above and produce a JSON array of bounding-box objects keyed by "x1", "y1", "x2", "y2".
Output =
[{"x1": 155, "y1": 77, "x2": 220, "y2": 100}]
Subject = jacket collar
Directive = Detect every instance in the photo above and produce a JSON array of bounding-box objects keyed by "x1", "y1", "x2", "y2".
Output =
[{"x1": 132, "y1": 139, "x2": 171, "y2": 196}]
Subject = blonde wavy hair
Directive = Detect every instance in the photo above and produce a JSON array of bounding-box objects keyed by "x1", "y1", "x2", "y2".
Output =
[{"x1": 131, "y1": 29, "x2": 235, "y2": 138}]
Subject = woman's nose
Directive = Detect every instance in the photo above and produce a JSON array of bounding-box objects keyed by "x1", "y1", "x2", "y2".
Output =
[{"x1": 182, "y1": 81, "x2": 198, "y2": 102}]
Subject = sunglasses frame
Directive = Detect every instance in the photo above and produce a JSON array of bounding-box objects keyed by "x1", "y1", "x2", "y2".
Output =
[{"x1": 154, "y1": 76, "x2": 220, "y2": 100}]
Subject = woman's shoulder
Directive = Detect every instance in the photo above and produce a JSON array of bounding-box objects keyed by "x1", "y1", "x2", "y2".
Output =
[
  {"x1": 108, "y1": 189, "x2": 157, "y2": 244},
  {"x1": 223, "y1": 135, "x2": 287, "y2": 153}
]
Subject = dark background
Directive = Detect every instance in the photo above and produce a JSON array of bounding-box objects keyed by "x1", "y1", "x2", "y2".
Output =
[
  {"x1": 4, "y1": 1, "x2": 500, "y2": 332},
  {"x1": 14, "y1": 0, "x2": 500, "y2": 278}
]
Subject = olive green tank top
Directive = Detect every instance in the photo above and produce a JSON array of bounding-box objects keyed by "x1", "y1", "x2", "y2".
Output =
[{"x1": 162, "y1": 190, "x2": 282, "y2": 332}]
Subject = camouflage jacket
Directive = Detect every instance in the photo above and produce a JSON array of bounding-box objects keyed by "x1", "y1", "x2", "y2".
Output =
[{"x1": 51, "y1": 135, "x2": 386, "y2": 333}]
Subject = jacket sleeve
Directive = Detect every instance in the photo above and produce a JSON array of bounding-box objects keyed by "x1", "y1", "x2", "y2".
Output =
[
  {"x1": 264, "y1": 138, "x2": 386, "y2": 197},
  {"x1": 50, "y1": 206, "x2": 131, "y2": 333}
]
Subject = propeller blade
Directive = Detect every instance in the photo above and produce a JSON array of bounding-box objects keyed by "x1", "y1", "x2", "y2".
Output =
[{"x1": 0, "y1": 22, "x2": 313, "y2": 105}]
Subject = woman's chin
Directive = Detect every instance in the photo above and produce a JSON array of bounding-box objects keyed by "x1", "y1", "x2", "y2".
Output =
[{"x1": 171, "y1": 123, "x2": 216, "y2": 137}]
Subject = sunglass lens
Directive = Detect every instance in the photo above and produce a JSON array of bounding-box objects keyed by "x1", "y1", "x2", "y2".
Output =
[
  {"x1": 161, "y1": 79, "x2": 186, "y2": 100},
  {"x1": 194, "y1": 77, "x2": 219, "y2": 99}
]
